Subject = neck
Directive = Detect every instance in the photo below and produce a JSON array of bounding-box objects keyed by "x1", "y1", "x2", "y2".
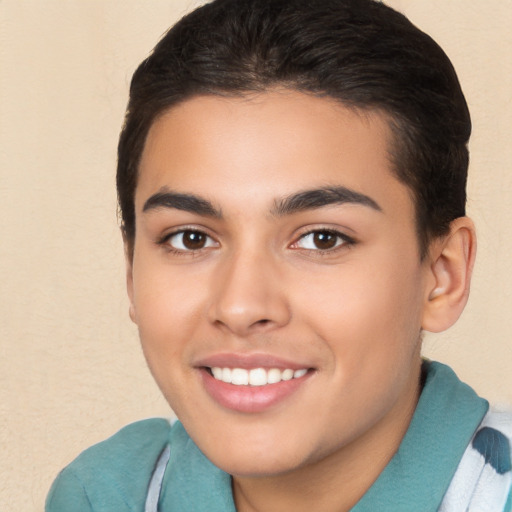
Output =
[{"x1": 233, "y1": 361, "x2": 422, "y2": 512}]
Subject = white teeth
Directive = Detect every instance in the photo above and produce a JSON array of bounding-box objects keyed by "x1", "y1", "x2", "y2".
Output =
[
  {"x1": 211, "y1": 367, "x2": 223, "y2": 380},
  {"x1": 281, "y1": 369, "x2": 294, "y2": 381},
  {"x1": 249, "y1": 368, "x2": 267, "y2": 386},
  {"x1": 231, "y1": 368, "x2": 249, "y2": 385},
  {"x1": 294, "y1": 369, "x2": 308, "y2": 379},
  {"x1": 222, "y1": 367, "x2": 232, "y2": 383},
  {"x1": 210, "y1": 366, "x2": 309, "y2": 386},
  {"x1": 267, "y1": 368, "x2": 282, "y2": 384}
]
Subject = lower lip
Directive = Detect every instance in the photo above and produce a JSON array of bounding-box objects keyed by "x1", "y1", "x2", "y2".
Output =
[{"x1": 199, "y1": 369, "x2": 312, "y2": 413}]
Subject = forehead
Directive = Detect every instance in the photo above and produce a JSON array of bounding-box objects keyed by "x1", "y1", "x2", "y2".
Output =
[{"x1": 137, "y1": 90, "x2": 413, "y2": 220}]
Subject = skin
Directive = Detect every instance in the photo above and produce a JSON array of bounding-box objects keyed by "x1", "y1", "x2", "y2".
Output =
[{"x1": 126, "y1": 90, "x2": 473, "y2": 511}]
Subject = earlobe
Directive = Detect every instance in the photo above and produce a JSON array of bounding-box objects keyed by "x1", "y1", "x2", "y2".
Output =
[
  {"x1": 128, "y1": 303, "x2": 136, "y2": 323},
  {"x1": 421, "y1": 217, "x2": 476, "y2": 333}
]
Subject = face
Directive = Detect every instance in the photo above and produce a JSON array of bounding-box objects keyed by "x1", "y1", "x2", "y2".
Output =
[{"x1": 128, "y1": 90, "x2": 432, "y2": 478}]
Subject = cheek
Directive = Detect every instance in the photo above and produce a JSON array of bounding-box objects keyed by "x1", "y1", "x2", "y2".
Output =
[
  {"x1": 132, "y1": 274, "x2": 201, "y2": 414},
  {"x1": 290, "y1": 255, "x2": 425, "y2": 359},
  {"x1": 131, "y1": 263, "x2": 204, "y2": 371},
  {"x1": 133, "y1": 254, "x2": 205, "y2": 325}
]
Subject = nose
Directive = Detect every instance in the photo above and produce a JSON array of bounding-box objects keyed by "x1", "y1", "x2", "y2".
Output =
[{"x1": 207, "y1": 248, "x2": 291, "y2": 337}]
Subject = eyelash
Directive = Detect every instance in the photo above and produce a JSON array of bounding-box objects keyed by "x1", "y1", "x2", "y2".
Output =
[
  {"x1": 157, "y1": 227, "x2": 355, "y2": 255},
  {"x1": 157, "y1": 228, "x2": 218, "y2": 255},
  {"x1": 291, "y1": 229, "x2": 356, "y2": 254}
]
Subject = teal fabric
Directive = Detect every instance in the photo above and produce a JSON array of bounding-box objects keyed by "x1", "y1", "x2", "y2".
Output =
[
  {"x1": 159, "y1": 421, "x2": 236, "y2": 511},
  {"x1": 46, "y1": 418, "x2": 171, "y2": 511},
  {"x1": 46, "y1": 361, "x2": 490, "y2": 511},
  {"x1": 351, "y1": 361, "x2": 488, "y2": 511}
]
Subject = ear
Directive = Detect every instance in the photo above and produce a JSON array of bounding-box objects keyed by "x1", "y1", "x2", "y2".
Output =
[
  {"x1": 122, "y1": 229, "x2": 137, "y2": 324},
  {"x1": 421, "y1": 217, "x2": 477, "y2": 333}
]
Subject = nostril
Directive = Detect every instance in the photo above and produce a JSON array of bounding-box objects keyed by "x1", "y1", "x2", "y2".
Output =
[{"x1": 256, "y1": 319, "x2": 271, "y2": 325}]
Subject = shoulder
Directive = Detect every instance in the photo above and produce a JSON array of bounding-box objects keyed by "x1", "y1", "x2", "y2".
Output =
[
  {"x1": 439, "y1": 408, "x2": 512, "y2": 512},
  {"x1": 46, "y1": 418, "x2": 172, "y2": 512},
  {"x1": 475, "y1": 409, "x2": 512, "y2": 512}
]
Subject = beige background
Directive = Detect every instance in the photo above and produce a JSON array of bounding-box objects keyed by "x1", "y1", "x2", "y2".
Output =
[{"x1": 1, "y1": 1, "x2": 511, "y2": 510}]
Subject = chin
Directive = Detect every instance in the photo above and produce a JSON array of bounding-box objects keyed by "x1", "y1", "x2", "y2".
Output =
[
  {"x1": 196, "y1": 431, "x2": 317, "y2": 478},
  {"x1": 216, "y1": 455, "x2": 301, "y2": 479}
]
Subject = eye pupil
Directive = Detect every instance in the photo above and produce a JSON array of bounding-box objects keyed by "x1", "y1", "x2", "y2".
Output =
[
  {"x1": 182, "y1": 231, "x2": 206, "y2": 250},
  {"x1": 313, "y1": 231, "x2": 337, "y2": 250}
]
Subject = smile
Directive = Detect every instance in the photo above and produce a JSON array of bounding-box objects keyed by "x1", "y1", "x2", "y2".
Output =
[
  {"x1": 198, "y1": 356, "x2": 314, "y2": 413},
  {"x1": 210, "y1": 367, "x2": 309, "y2": 386}
]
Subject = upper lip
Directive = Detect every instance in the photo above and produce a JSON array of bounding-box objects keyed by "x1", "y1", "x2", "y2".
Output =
[{"x1": 194, "y1": 352, "x2": 314, "y2": 370}]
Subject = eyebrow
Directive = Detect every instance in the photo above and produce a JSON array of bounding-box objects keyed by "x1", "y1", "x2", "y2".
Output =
[
  {"x1": 271, "y1": 186, "x2": 382, "y2": 216},
  {"x1": 142, "y1": 188, "x2": 222, "y2": 218},
  {"x1": 142, "y1": 185, "x2": 381, "y2": 219}
]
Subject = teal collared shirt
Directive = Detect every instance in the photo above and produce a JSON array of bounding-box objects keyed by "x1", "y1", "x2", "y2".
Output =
[{"x1": 46, "y1": 361, "x2": 492, "y2": 511}]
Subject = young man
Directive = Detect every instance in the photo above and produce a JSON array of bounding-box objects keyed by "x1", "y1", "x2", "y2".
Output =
[{"x1": 46, "y1": 0, "x2": 512, "y2": 510}]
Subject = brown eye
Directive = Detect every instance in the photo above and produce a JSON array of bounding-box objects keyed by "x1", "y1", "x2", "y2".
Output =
[
  {"x1": 312, "y1": 231, "x2": 338, "y2": 250},
  {"x1": 182, "y1": 231, "x2": 206, "y2": 250},
  {"x1": 295, "y1": 230, "x2": 348, "y2": 251},
  {"x1": 167, "y1": 230, "x2": 216, "y2": 251}
]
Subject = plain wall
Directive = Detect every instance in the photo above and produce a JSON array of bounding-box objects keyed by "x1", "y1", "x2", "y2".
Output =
[{"x1": 1, "y1": 1, "x2": 511, "y2": 510}]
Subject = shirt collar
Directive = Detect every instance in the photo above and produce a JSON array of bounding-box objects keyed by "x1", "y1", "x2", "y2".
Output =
[{"x1": 352, "y1": 361, "x2": 488, "y2": 511}]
